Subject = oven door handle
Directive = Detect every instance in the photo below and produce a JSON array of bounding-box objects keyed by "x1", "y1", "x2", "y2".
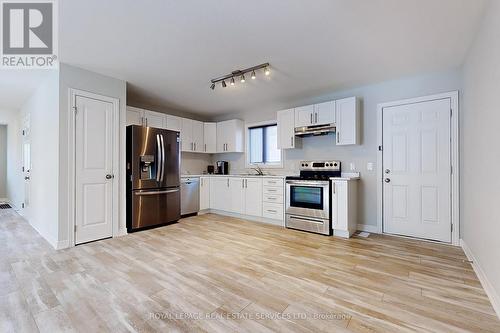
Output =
[
  {"x1": 286, "y1": 180, "x2": 329, "y2": 186},
  {"x1": 288, "y1": 215, "x2": 325, "y2": 224}
]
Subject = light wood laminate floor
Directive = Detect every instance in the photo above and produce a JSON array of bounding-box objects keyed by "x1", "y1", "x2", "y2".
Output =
[{"x1": 1, "y1": 208, "x2": 499, "y2": 332}]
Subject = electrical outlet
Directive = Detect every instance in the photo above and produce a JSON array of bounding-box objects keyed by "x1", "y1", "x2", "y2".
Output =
[
  {"x1": 367, "y1": 162, "x2": 374, "y2": 171},
  {"x1": 350, "y1": 163, "x2": 356, "y2": 171}
]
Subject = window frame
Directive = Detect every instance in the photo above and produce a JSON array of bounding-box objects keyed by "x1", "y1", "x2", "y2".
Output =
[{"x1": 245, "y1": 120, "x2": 284, "y2": 169}]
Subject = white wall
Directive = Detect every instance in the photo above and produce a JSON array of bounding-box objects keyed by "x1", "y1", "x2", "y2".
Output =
[
  {"x1": 58, "y1": 63, "x2": 127, "y2": 245},
  {"x1": 19, "y1": 70, "x2": 60, "y2": 247},
  {"x1": 0, "y1": 125, "x2": 7, "y2": 198},
  {"x1": 0, "y1": 109, "x2": 23, "y2": 207},
  {"x1": 462, "y1": 0, "x2": 500, "y2": 317},
  {"x1": 213, "y1": 69, "x2": 462, "y2": 228}
]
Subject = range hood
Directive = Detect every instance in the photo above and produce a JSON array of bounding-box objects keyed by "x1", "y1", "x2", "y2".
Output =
[{"x1": 295, "y1": 124, "x2": 336, "y2": 137}]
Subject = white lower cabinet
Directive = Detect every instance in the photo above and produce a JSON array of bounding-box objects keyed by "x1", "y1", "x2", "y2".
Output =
[
  {"x1": 200, "y1": 177, "x2": 210, "y2": 211},
  {"x1": 202, "y1": 177, "x2": 284, "y2": 223},
  {"x1": 244, "y1": 178, "x2": 263, "y2": 217},
  {"x1": 332, "y1": 180, "x2": 358, "y2": 238}
]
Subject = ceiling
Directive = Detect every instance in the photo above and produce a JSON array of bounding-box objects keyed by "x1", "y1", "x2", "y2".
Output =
[{"x1": 60, "y1": 1, "x2": 486, "y2": 115}]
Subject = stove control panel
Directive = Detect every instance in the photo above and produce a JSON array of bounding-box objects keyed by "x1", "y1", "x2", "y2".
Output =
[{"x1": 299, "y1": 160, "x2": 341, "y2": 171}]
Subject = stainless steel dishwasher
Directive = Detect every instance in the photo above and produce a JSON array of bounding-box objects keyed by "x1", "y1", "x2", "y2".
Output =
[{"x1": 180, "y1": 177, "x2": 200, "y2": 216}]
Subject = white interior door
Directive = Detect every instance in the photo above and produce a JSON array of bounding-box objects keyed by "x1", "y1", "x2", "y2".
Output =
[
  {"x1": 75, "y1": 95, "x2": 114, "y2": 244},
  {"x1": 383, "y1": 98, "x2": 451, "y2": 242}
]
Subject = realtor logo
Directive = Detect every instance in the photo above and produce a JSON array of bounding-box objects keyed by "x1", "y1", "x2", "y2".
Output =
[{"x1": 1, "y1": 0, "x2": 58, "y2": 68}]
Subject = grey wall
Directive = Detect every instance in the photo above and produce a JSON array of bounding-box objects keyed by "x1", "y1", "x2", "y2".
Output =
[
  {"x1": 0, "y1": 109, "x2": 22, "y2": 208},
  {"x1": 20, "y1": 70, "x2": 60, "y2": 246},
  {"x1": 212, "y1": 69, "x2": 463, "y2": 227},
  {"x1": 462, "y1": 0, "x2": 500, "y2": 314},
  {"x1": 58, "y1": 63, "x2": 127, "y2": 245},
  {"x1": 0, "y1": 125, "x2": 7, "y2": 198}
]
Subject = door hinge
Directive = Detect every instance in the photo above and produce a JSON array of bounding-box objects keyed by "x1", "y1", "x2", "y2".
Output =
[
  {"x1": 450, "y1": 108, "x2": 453, "y2": 117},
  {"x1": 451, "y1": 224, "x2": 453, "y2": 232},
  {"x1": 73, "y1": 106, "x2": 78, "y2": 114},
  {"x1": 22, "y1": 130, "x2": 25, "y2": 136},
  {"x1": 21, "y1": 203, "x2": 25, "y2": 209},
  {"x1": 378, "y1": 145, "x2": 383, "y2": 151},
  {"x1": 74, "y1": 225, "x2": 77, "y2": 233}
]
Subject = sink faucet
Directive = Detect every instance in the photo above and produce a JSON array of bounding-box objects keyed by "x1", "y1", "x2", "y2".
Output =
[{"x1": 252, "y1": 164, "x2": 264, "y2": 176}]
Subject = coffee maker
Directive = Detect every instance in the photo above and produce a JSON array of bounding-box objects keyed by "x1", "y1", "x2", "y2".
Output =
[{"x1": 216, "y1": 161, "x2": 229, "y2": 175}]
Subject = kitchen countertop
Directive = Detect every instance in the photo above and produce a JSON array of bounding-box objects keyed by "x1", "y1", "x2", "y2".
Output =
[{"x1": 181, "y1": 174, "x2": 289, "y2": 178}]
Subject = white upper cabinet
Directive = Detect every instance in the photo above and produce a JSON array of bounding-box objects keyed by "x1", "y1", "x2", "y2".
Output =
[
  {"x1": 217, "y1": 119, "x2": 244, "y2": 153},
  {"x1": 277, "y1": 108, "x2": 300, "y2": 149},
  {"x1": 294, "y1": 102, "x2": 335, "y2": 127},
  {"x1": 203, "y1": 123, "x2": 217, "y2": 153},
  {"x1": 166, "y1": 115, "x2": 182, "y2": 132},
  {"x1": 335, "y1": 97, "x2": 359, "y2": 145},
  {"x1": 143, "y1": 110, "x2": 166, "y2": 129},
  {"x1": 314, "y1": 100, "x2": 336, "y2": 125},
  {"x1": 294, "y1": 105, "x2": 315, "y2": 127},
  {"x1": 181, "y1": 118, "x2": 204, "y2": 152},
  {"x1": 192, "y1": 120, "x2": 204, "y2": 153},
  {"x1": 126, "y1": 107, "x2": 144, "y2": 126}
]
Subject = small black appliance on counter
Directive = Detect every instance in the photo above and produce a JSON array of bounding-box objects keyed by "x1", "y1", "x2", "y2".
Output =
[
  {"x1": 216, "y1": 161, "x2": 229, "y2": 175},
  {"x1": 207, "y1": 165, "x2": 215, "y2": 174}
]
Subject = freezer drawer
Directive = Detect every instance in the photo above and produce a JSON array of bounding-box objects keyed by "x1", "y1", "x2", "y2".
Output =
[{"x1": 128, "y1": 187, "x2": 180, "y2": 231}]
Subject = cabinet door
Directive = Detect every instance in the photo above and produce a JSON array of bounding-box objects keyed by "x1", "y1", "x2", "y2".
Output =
[
  {"x1": 277, "y1": 109, "x2": 296, "y2": 149},
  {"x1": 126, "y1": 107, "x2": 143, "y2": 126},
  {"x1": 144, "y1": 111, "x2": 165, "y2": 129},
  {"x1": 225, "y1": 120, "x2": 244, "y2": 153},
  {"x1": 166, "y1": 115, "x2": 182, "y2": 132},
  {"x1": 294, "y1": 105, "x2": 314, "y2": 127},
  {"x1": 336, "y1": 97, "x2": 359, "y2": 145},
  {"x1": 244, "y1": 178, "x2": 262, "y2": 217},
  {"x1": 203, "y1": 123, "x2": 217, "y2": 153},
  {"x1": 332, "y1": 181, "x2": 348, "y2": 231},
  {"x1": 229, "y1": 178, "x2": 245, "y2": 214},
  {"x1": 315, "y1": 101, "x2": 335, "y2": 125},
  {"x1": 210, "y1": 177, "x2": 229, "y2": 211},
  {"x1": 180, "y1": 118, "x2": 193, "y2": 152},
  {"x1": 200, "y1": 177, "x2": 210, "y2": 210},
  {"x1": 216, "y1": 121, "x2": 227, "y2": 153},
  {"x1": 192, "y1": 120, "x2": 204, "y2": 153}
]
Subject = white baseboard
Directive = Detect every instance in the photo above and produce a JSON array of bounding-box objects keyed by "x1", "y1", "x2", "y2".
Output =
[
  {"x1": 199, "y1": 209, "x2": 285, "y2": 227},
  {"x1": 56, "y1": 240, "x2": 70, "y2": 250},
  {"x1": 357, "y1": 224, "x2": 379, "y2": 233},
  {"x1": 461, "y1": 239, "x2": 500, "y2": 319}
]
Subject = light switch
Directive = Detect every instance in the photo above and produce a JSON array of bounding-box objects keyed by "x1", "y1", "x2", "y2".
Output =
[
  {"x1": 367, "y1": 162, "x2": 374, "y2": 171},
  {"x1": 350, "y1": 163, "x2": 356, "y2": 171}
]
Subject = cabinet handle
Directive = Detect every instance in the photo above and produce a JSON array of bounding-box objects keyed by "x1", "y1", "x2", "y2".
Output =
[
  {"x1": 333, "y1": 182, "x2": 336, "y2": 194},
  {"x1": 267, "y1": 209, "x2": 277, "y2": 213},
  {"x1": 227, "y1": 179, "x2": 229, "y2": 187},
  {"x1": 310, "y1": 113, "x2": 313, "y2": 124},
  {"x1": 290, "y1": 136, "x2": 293, "y2": 147},
  {"x1": 245, "y1": 179, "x2": 248, "y2": 188},
  {"x1": 337, "y1": 131, "x2": 340, "y2": 144},
  {"x1": 204, "y1": 144, "x2": 207, "y2": 152},
  {"x1": 315, "y1": 113, "x2": 318, "y2": 124},
  {"x1": 242, "y1": 179, "x2": 244, "y2": 188}
]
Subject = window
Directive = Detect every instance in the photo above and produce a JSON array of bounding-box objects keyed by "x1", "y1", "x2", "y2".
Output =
[{"x1": 248, "y1": 123, "x2": 282, "y2": 166}]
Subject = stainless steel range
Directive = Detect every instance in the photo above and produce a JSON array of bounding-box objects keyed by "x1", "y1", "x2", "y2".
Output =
[{"x1": 285, "y1": 161, "x2": 341, "y2": 235}]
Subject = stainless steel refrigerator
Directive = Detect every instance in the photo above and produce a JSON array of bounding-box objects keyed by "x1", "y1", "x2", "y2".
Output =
[{"x1": 126, "y1": 125, "x2": 181, "y2": 232}]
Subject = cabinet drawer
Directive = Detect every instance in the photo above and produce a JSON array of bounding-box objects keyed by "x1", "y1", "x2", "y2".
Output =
[
  {"x1": 263, "y1": 194, "x2": 283, "y2": 204},
  {"x1": 262, "y1": 203, "x2": 284, "y2": 220},
  {"x1": 263, "y1": 178, "x2": 284, "y2": 187},
  {"x1": 263, "y1": 186, "x2": 283, "y2": 196}
]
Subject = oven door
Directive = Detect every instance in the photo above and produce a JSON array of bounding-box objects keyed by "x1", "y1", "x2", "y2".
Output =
[{"x1": 285, "y1": 180, "x2": 330, "y2": 220}]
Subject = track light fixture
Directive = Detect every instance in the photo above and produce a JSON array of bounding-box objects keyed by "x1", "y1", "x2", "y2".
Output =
[{"x1": 210, "y1": 62, "x2": 270, "y2": 90}]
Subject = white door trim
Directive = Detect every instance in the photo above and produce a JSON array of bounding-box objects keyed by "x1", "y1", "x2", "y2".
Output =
[
  {"x1": 68, "y1": 89, "x2": 120, "y2": 247},
  {"x1": 376, "y1": 91, "x2": 459, "y2": 245}
]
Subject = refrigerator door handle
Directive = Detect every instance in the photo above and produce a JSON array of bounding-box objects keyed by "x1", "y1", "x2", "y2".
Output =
[
  {"x1": 156, "y1": 134, "x2": 162, "y2": 182},
  {"x1": 135, "y1": 189, "x2": 180, "y2": 196},
  {"x1": 160, "y1": 134, "x2": 166, "y2": 183}
]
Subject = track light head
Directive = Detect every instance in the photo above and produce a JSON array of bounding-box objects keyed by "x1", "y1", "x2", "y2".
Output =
[
  {"x1": 264, "y1": 67, "x2": 270, "y2": 76},
  {"x1": 210, "y1": 83, "x2": 216, "y2": 90},
  {"x1": 240, "y1": 74, "x2": 245, "y2": 83},
  {"x1": 251, "y1": 70, "x2": 256, "y2": 80},
  {"x1": 230, "y1": 77, "x2": 235, "y2": 86},
  {"x1": 221, "y1": 80, "x2": 227, "y2": 88}
]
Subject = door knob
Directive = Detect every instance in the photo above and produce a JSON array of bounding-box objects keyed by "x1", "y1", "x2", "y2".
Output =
[
  {"x1": 24, "y1": 176, "x2": 30, "y2": 180},
  {"x1": 106, "y1": 174, "x2": 114, "y2": 180},
  {"x1": 384, "y1": 178, "x2": 391, "y2": 183},
  {"x1": 385, "y1": 169, "x2": 391, "y2": 174}
]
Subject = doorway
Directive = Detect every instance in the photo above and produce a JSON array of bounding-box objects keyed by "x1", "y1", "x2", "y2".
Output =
[
  {"x1": 70, "y1": 90, "x2": 119, "y2": 245},
  {"x1": 377, "y1": 92, "x2": 459, "y2": 244}
]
